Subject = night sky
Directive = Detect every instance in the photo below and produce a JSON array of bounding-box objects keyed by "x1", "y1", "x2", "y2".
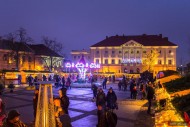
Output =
[{"x1": 0, "y1": 0, "x2": 190, "y2": 66}]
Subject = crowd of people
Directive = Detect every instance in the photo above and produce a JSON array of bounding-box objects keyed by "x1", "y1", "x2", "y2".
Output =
[{"x1": 0, "y1": 72, "x2": 160, "y2": 127}]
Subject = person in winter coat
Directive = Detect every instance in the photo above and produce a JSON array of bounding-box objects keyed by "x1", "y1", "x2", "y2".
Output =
[
  {"x1": 62, "y1": 76, "x2": 65, "y2": 88},
  {"x1": 59, "y1": 88, "x2": 70, "y2": 115},
  {"x1": 96, "y1": 88, "x2": 106, "y2": 125},
  {"x1": 3, "y1": 110, "x2": 26, "y2": 127},
  {"x1": 146, "y1": 83, "x2": 155, "y2": 114},
  {"x1": 92, "y1": 84, "x2": 98, "y2": 100},
  {"x1": 0, "y1": 98, "x2": 6, "y2": 126},
  {"x1": 106, "y1": 87, "x2": 117, "y2": 110},
  {"x1": 33, "y1": 89, "x2": 39, "y2": 121}
]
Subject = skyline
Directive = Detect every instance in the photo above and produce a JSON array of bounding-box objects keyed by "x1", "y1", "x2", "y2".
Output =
[{"x1": 0, "y1": 1, "x2": 190, "y2": 66}]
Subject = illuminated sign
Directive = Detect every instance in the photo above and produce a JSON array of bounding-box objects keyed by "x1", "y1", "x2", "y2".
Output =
[
  {"x1": 121, "y1": 58, "x2": 142, "y2": 64},
  {"x1": 65, "y1": 63, "x2": 100, "y2": 69},
  {"x1": 65, "y1": 62, "x2": 100, "y2": 79}
]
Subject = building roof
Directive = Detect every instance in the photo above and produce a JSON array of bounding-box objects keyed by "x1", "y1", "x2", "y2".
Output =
[
  {"x1": 28, "y1": 44, "x2": 62, "y2": 57},
  {"x1": 0, "y1": 39, "x2": 34, "y2": 52},
  {"x1": 90, "y1": 34, "x2": 177, "y2": 47}
]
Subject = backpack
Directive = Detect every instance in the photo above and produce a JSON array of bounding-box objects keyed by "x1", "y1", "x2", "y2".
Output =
[{"x1": 106, "y1": 111, "x2": 117, "y2": 127}]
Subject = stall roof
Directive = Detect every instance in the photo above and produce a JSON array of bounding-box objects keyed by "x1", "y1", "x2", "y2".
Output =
[{"x1": 0, "y1": 69, "x2": 20, "y2": 73}]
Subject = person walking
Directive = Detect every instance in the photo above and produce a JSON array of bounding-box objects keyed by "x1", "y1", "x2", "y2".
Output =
[
  {"x1": 102, "y1": 77, "x2": 107, "y2": 89},
  {"x1": 130, "y1": 81, "x2": 135, "y2": 99},
  {"x1": 3, "y1": 110, "x2": 27, "y2": 127},
  {"x1": 96, "y1": 88, "x2": 106, "y2": 126},
  {"x1": 106, "y1": 87, "x2": 117, "y2": 111},
  {"x1": 0, "y1": 98, "x2": 6, "y2": 126},
  {"x1": 118, "y1": 81, "x2": 122, "y2": 91},
  {"x1": 147, "y1": 83, "x2": 155, "y2": 115},
  {"x1": 33, "y1": 89, "x2": 39, "y2": 121},
  {"x1": 62, "y1": 76, "x2": 65, "y2": 88},
  {"x1": 92, "y1": 84, "x2": 98, "y2": 100},
  {"x1": 59, "y1": 88, "x2": 70, "y2": 115}
]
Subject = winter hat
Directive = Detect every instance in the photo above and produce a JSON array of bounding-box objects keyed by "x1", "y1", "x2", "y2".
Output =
[
  {"x1": 109, "y1": 87, "x2": 113, "y2": 90},
  {"x1": 7, "y1": 110, "x2": 20, "y2": 120}
]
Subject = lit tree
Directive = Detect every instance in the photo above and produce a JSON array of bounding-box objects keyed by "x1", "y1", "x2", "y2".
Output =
[{"x1": 142, "y1": 49, "x2": 159, "y2": 72}]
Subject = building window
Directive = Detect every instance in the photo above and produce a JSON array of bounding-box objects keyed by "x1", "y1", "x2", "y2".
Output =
[
  {"x1": 78, "y1": 56, "x2": 80, "y2": 59},
  {"x1": 169, "y1": 50, "x2": 172, "y2": 53},
  {"x1": 74, "y1": 56, "x2": 76, "y2": 59},
  {"x1": 125, "y1": 51, "x2": 128, "y2": 54},
  {"x1": 96, "y1": 51, "x2": 99, "y2": 54},
  {"x1": 28, "y1": 56, "x2": 32, "y2": 62},
  {"x1": 88, "y1": 56, "x2": 90, "y2": 59},
  {"x1": 158, "y1": 60, "x2": 162, "y2": 65},
  {"x1": 168, "y1": 60, "x2": 172, "y2": 65},
  {"x1": 119, "y1": 51, "x2": 122, "y2": 54},
  {"x1": 22, "y1": 56, "x2": 26, "y2": 63},
  {"x1": 3, "y1": 54, "x2": 8, "y2": 61},
  {"x1": 112, "y1": 51, "x2": 115, "y2": 54},
  {"x1": 105, "y1": 51, "x2": 108, "y2": 54},
  {"x1": 118, "y1": 59, "x2": 121, "y2": 64},
  {"x1": 111, "y1": 59, "x2": 115, "y2": 64},
  {"x1": 96, "y1": 59, "x2": 99, "y2": 64},
  {"x1": 137, "y1": 51, "x2": 139, "y2": 54},
  {"x1": 131, "y1": 51, "x2": 133, "y2": 54},
  {"x1": 143, "y1": 51, "x2": 146, "y2": 53},
  {"x1": 105, "y1": 59, "x2": 108, "y2": 64},
  {"x1": 159, "y1": 50, "x2": 161, "y2": 54}
]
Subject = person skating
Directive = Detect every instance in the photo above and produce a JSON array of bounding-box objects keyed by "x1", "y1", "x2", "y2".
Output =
[
  {"x1": 62, "y1": 76, "x2": 65, "y2": 88},
  {"x1": 3, "y1": 110, "x2": 27, "y2": 127}
]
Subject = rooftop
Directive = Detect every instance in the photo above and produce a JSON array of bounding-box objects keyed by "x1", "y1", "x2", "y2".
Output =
[{"x1": 91, "y1": 34, "x2": 177, "y2": 47}]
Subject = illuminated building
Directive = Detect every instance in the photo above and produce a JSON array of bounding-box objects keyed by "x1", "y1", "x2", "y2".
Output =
[
  {"x1": 89, "y1": 34, "x2": 178, "y2": 74},
  {"x1": 0, "y1": 39, "x2": 63, "y2": 84}
]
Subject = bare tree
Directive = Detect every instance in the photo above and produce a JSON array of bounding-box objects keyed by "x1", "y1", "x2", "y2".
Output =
[
  {"x1": 4, "y1": 27, "x2": 33, "y2": 70},
  {"x1": 41, "y1": 36, "x2": 63, "y2": 71}
]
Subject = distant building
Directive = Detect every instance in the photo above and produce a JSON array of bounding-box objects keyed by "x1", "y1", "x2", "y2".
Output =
[
  {"x1": 70, "y1": 49, "x2": 91, "y2": 63},
  {"x1": 88, "y1": 34, "x2": 178, "y2": 74}
]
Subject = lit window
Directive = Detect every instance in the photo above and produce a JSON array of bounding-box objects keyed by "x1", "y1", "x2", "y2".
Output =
[
  {"x1": 28, "y1": 56, "x2": 32, "y2": 62},
  {"x1": 125, "y1": 51, "x2": 128, "y2": 54},
  {"x1": 22, "y1": 56, "x2": 25, "y2": 62},
  {"x1": 168, "y1": 60, "x2": 172, "y2": 65},
  {"x1": 96, "y1": 59, "x2": 99, "y2": 64},
  {"x1": 3, "y1": 54, "x2": 8, "y2": 61},
  {"x1": 158, "y1": 60, "x2": 162, "y2": 65},
  {"x1": 111, "y1": 59, "x2": 115, "y2": 64},
  {"x1": 105, "y1": 59, "x2": 108, "y2": 64}
]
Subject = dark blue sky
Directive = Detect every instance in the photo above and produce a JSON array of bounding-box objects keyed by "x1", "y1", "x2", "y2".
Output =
[{"x1": 0, "y1": 0, "x2": 190, "y2": 66}]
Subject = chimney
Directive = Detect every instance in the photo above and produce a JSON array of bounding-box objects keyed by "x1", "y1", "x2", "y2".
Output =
[
  {"x1": 123, "y1": 34, "x2": 125, "y2": 37},
  {"x1": 106, "y1": 36, "x2": 109, "y2": 39},
  {"x1": 159, "y1": 34, "x2": 162, "y2": 38},
  {"x1": 164, "y1": 37, "x2": 168, "y2": 41}
]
